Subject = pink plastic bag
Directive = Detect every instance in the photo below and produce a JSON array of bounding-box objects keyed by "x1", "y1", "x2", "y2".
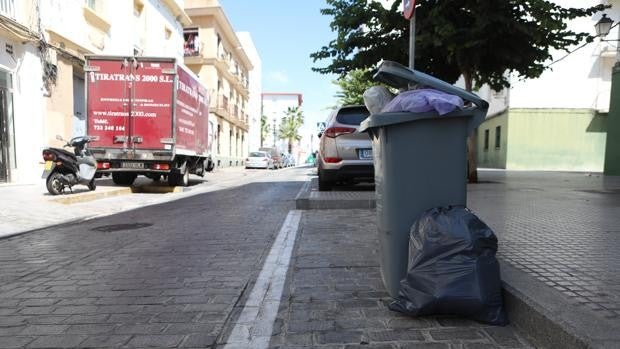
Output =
[{"x1": 381, "y1": 88, "x2": 464, "y2": 115}]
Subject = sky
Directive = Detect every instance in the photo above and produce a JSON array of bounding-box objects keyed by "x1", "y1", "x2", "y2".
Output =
[{"x1": 219, "y1": 0, "x2": 341, "y2": 134}]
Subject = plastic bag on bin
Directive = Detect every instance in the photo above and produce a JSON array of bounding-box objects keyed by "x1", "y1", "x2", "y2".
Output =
[
  {"x1": 381, "y1": 88, "x2": 464, "y2": 115},
  {"x1": 363, "y1": 86, "x2": 395, "y2": 115},
  {"x1": 389, "y1": 206, "x2": 508, "y2": 326}
]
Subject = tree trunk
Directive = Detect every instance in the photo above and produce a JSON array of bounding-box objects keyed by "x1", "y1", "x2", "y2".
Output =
[
  {"x1": 463, "y1": 72, "x2": 478, "y2": 183},
  {"x1": 288, "y1": 141, "x2": 293, "y2": 154}
]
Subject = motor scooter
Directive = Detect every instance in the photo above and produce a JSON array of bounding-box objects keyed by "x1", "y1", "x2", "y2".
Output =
[{"x1": 41, "y1": 135, "x2": 97, "y2": 195}]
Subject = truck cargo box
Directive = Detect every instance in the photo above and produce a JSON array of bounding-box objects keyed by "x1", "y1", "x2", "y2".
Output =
[{"x1": 85, "y1": 55, "x2": 211, "y2": 186}]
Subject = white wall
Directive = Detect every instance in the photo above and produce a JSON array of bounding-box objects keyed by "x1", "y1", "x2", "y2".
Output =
[
  {"x1": 261, "y1": 94, "x2": 301, "y2": 151},
  {"x1": 237, "y1": 32, "x2": 262, "y2": 152},
  {"x1": 509, "y1": 0, "x2": 619, "y2": 111},
  {"x1": 0, "y1": 39, "x2": 45, "y2": 184}
]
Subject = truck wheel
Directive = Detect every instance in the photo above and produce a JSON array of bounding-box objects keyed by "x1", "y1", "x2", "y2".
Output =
[
  {"x1": 112, "y1": 173, "x2": 136, "y2": 186},
  {"x1": 87, "y1": 178, "x2": 96, "y2": 191},
  {"x1": 180, "y1": 168, "x2": 189, "y2": 187},
  {"x1": 46, "y1": 172, "x2": 64, "y2": 195},
  {"x1": 167, "y1": 173, "x2": 177, "y2": 186}
]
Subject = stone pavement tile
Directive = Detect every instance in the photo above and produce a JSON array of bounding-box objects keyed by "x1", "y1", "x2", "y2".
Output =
[
  {"x1": 126, "y1": 334, "x2": 185, "y2": 347},
  {"x1": 0, "y1": 336, "x2": 34, "y2": 349},
  {"x1": 25, "y1": 335, "x2": 87, "y2": 348},
  {"x1": 269, "y1": 209, "x2": 532, "y2": 349},
  {"x1": 180, "y1": 333, "x2": 217, "y2": 347},
  {"x1": 78, "y1": 335, "x2": 132, "y2": 348}
]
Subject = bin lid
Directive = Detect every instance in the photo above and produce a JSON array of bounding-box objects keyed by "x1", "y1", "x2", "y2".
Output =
[
  {"x1": 373, "y1": 60, "x2": 489, "y2": 110},
  {"x1": 359, "y1": 60, "x2": 489, "y2": 134}
]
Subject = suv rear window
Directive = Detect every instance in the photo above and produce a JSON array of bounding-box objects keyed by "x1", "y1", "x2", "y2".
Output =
[
  {"x1": 250, "y1": 152, "x2": 266, "y2": 157},
  {"x1": 336, "y1": 106, "x2": 370, "y2": 125}
]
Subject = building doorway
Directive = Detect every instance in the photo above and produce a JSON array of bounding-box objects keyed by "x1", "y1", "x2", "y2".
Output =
[{"x1": 0, "y1": 70, "x2": 14, "y2": 183}]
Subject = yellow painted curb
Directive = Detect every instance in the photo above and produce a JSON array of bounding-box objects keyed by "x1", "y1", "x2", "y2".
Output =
[{"x1": 51, "y1": 187, "x2": 133, "y2": 205}]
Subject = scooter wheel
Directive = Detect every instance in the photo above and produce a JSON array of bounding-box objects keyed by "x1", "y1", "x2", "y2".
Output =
[
  {"x1": 88, "y1": 178, "x2": 96, "y2": 191},
  {"x1": 46, "y1": 172, "x2": 64, "y2": 195}
]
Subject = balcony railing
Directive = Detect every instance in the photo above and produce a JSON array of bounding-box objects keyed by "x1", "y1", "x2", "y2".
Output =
[
  {"x1": 183, "y1": 40, "x2": 201, "y2": 57},
  {"x1": 0, "y1": 0, "x2": 15, "y2": 19}
]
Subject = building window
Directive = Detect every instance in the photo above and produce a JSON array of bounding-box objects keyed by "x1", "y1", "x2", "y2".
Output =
[
  {"x1": 495, "y1": 126, "x2": 501, "y2": 149},
  {"x1": 484, "y1": 129, "x2": 489, "y2": 151},
  {"x1": 184, "y1": 28, "x2": 200, "y2": 56},
  {"x1": 229, "y1": 130, "x2": 233, "y2": 156},
  {"x1": 217, "y1": 124, "x2": 221, "y2": 154},
  {"x1": 0, "y1": 0, "x2": 15, "y2": 19}
]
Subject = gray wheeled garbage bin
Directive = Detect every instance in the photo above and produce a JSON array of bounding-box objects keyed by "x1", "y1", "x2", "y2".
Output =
[{"x1": 359, "y1": 60, "x2": 489, "y2": 298}]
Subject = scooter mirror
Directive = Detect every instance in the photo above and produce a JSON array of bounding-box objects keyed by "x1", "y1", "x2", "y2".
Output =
[{"x1": 55, "y1": 135, "x2": 64, "y2": 141}]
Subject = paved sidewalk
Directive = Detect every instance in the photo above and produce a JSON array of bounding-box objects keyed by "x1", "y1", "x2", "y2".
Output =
[
  {"x1": 270, "y1": 209, "x2": 532, "y2": 348},
  {"x1": 296, "y1": 170, "x2": 620, "y2": 348},
  {"x1": 0, "y1": 166, "x2": 276, "y2": 239},
  {"x1": 469, "y1": 171, "x2": 620, "y2": 348}
]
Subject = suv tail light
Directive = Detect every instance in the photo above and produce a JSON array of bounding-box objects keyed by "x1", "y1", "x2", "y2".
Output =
[
  {"x1": 324, "y1": 127, "x2": 356, "y2": 138},
  {"x1": 324, "y1": 157, "x2": 342, "y2": 163}
]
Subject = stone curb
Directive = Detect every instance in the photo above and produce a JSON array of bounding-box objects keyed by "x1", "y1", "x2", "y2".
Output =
[
  {"x1": 295, "y1": 178, "x2": 376, "y2": 210},
  {"x1": 500, "y1": 261, "x2": 620, "y2": 349}
]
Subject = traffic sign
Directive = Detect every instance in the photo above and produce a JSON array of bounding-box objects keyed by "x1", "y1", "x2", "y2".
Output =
[{"x1": 403, "y1": 0, "x2": 415, "y2": 20}]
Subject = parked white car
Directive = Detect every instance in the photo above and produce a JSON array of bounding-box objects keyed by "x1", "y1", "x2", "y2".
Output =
[{"x1": 245, "y1": 151, "x2": 274, "y2": 169}]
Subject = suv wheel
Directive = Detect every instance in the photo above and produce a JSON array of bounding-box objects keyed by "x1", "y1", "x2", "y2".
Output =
[{"x1": 318, "y1": 169, "x2": 333, "y2": 191}]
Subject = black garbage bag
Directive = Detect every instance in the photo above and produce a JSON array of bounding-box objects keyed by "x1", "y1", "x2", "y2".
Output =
[{"x1": 389, "y1": 206, "x2": 508, "y2": 325}]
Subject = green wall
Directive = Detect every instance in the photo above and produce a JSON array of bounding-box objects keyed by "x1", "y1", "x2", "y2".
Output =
[
  {"x1": 477, "y1": 113, "x2": 508, "y2": 169},
  {"x1": 506, "y1": 109, "x2": 606, "y2": 171}
]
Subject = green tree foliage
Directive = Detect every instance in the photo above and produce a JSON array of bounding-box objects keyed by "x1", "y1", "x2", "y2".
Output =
[
  {"x1": 312, "y1": 0, "x2": 607, "y2": 181},
  {"x1": 260, "y1": 115, "x2": 270, "y2": 147},
  {"x1": 334, "y1": 68, "x2": 388, "y2": 105},
  {"x1": 312, "y1": 0, "x2": 607, "y2": 91},
  {"x1": 279, "y1": 106, "x2": 304, "y2": 154}
]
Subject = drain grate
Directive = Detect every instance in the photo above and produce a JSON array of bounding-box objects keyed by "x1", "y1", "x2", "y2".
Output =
[{"x1": 91, "y1": 223, "x2": 153, "y2": 232}]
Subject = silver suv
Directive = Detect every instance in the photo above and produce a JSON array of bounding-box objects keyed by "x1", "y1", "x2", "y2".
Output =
[{"x1": 317, "y1": 105, "x2": 373, "y2": 191}]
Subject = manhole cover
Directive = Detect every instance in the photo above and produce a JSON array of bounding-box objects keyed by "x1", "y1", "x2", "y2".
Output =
[{"x1": 91, "y1": 223, "x2": 153, "y2": 232}]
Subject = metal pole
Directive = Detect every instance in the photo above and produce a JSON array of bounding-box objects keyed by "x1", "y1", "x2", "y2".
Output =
[
  {"x1": 409, "y1": 13, "x2": 415, "y2": 70},
  {"x1": 273, "y1": 118, "x2": 276, "y2": 147}
]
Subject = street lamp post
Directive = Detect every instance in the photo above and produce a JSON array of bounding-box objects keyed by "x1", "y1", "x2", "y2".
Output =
[{"x1": 595, "y1": 13, "x2": 620, "y2": 175}]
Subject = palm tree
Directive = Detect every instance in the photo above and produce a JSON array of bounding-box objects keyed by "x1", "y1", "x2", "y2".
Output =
[
  {"x1": 260, "y1": 115, "x2": 269, "y2": 147},
  {"x1": 278, "y1": 106, "x2": 304, "y2": 154}
]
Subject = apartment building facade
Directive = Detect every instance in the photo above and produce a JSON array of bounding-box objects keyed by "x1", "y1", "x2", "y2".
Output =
[
  {"x1": 184, "y1": 0, "x2": 253, "y2": 168},
  {"x1": 0, "y1": 0, "x2": 191, "y2": 184}
]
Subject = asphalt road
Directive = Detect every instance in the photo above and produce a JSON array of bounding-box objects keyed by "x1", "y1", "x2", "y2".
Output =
[{"x1": 0, "y1": 167, "x2": 306, "y2": 348}]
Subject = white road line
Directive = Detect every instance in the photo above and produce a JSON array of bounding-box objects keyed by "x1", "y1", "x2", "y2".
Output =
[{"x1": 223, "y1": 210, "x2": 302, "y2": 349}]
